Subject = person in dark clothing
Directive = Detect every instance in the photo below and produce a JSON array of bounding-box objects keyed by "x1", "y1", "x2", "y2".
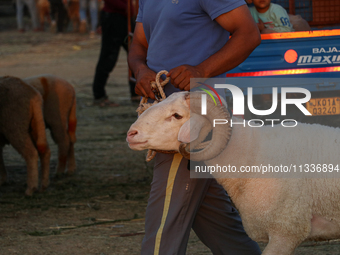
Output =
[
  {"x1": 92, "y1": 0, "x2": 138, "y2": 106},
  {"x1": 49, "y1": 0, "x2": 68, "y2": 33}
]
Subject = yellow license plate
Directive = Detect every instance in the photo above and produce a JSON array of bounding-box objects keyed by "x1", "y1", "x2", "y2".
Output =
[{"x1": 306, "y1": 97, "x2": 340, "y2": 116}]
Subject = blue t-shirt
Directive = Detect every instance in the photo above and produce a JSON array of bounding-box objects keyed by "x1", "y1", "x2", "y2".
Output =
[{"x1": 136, "y1": 0, "x2": 245, "y2": 96}]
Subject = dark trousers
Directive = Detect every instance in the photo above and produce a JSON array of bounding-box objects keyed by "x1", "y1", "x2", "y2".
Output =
[
  {"x1": 141, "y1": 153, "x2": 262, "y2": 255},
  {"x1": 49, "y1": 0, "x2": 67, "y2": 32},
  {"x1": 92, "y1": 11, "x2": 136, "y2": 100}
]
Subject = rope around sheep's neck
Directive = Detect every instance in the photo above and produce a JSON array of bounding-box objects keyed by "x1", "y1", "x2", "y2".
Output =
[{"x1": 136, "y1": 70, "x2": 210, "y2": 162}]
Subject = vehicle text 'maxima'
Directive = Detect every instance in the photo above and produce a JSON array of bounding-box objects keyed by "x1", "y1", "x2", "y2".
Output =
[{"x1": 298, "y1": 47, "x2": 340, "y2": 65}]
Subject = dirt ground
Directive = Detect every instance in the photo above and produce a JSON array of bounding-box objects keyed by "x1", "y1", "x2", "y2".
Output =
[{"x1": 1, "y1": 14, "x2": 340, "y2": 255}]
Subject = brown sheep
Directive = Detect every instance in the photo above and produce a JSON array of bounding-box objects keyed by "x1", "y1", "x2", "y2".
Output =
[
  {"x1": 24, "y1": 75, "x2": 77, "y2": 177},
  {"x1": 0, "y1": 76, "x2": 51, "y2": 196},
  {"x1": 67, "y1": 0, "x2": 80, "y2": 32},
  {"x1": 36, "y1": 0, "x2": 51, "y2": 30}
]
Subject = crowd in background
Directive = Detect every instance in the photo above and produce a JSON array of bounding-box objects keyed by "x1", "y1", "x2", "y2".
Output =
[
  {"x1": 15, "y1": 0, "x2": 311, "y2": 38},
  {"x1": 15, "y1": 0, "x2": 102, "y2": 37}
]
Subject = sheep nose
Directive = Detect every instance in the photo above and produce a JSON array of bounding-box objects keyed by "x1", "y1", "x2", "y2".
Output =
[{"x1": 127, "y1": 130, "x2": 138, "y2": 138}]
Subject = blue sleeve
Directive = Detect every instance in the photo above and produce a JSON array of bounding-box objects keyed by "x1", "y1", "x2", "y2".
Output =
[
  {"x1": 200, "y1": 0, "x2": 246, "y2": 20},
  {"x1": 136, "y1": 0, "x2": 143, "y2": 22}
]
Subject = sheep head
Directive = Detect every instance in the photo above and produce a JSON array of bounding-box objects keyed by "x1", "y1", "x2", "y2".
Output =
[
  {"x1": 127, "y1": 92, "x2": 190, "y2": 152},
  {"x1": 126, "y1": 91, "x2": 232, "y2": 161}
]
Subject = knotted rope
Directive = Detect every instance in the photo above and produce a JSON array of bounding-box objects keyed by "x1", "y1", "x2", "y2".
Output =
[{"x1": 136, "y1": 70, "x2": 170, "y2": 117}]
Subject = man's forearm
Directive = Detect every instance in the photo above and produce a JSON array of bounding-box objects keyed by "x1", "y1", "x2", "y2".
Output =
[
  {"x1": 197, "y1": 27, "x2": 261, "y2": 78},
  {"x1": 128, "y1": 42, "x2": 149, "y2": 78},
  {"x1": 195, "y1": 5, "x2": 261, "y2": 78},
  {"x1": 128, "y1": 22, "x2": 161, "y2": 99}
]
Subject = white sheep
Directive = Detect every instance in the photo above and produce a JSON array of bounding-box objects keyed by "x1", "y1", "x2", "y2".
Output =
[
  {"x1": 24, "y1": 75, "x2": 77, "y2": 176},
  {"x1": 0, "y1": 76, "x2": 51, "y2": 196},
  {"x1": 126, "y1": 91, "x2": 340, "y2": 255}
]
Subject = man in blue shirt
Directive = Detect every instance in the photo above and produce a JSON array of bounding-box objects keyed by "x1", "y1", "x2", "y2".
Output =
[{"x1": 128, "y1": 0, "x2": 261, "y2": 254}]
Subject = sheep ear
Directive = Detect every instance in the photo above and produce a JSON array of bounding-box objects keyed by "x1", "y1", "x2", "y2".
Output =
[{"x1": 178, "y1": 114, "x2": 202, "y2": 143}]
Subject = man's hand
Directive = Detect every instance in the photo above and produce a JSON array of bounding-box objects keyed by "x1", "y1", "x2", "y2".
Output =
[
  {"x1": 167, "y1": 65, "x2": 205, "y2": 91},
  {"x1": 135, "y1": 67, "x2": 159, "y2": 100}
]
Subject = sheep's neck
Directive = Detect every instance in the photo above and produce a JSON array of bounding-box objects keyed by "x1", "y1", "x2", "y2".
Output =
[
  {"x1": 215, "y1": 177, "x2": 250, "y2": 203},
  {"x1": 204, "y1": 123, "x2": 259, "y2": 205}
]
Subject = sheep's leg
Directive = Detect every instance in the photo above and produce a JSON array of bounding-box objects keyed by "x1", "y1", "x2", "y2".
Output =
[
  {"x1": 56, "y1": 142, "x2": 69, "y2": 176},
  {"x1": 66, "y1": 142, "x2": 76, "y2": 175},
  {"x1": 38, "y1": 144, "x2": 51, "y2": 192},
  {"x1": 0, "y1": 146, "x2": 7, "y2": 185},
  {"x1": 58, "y1": 139, "x2": 72, "y2": 176},
  {"x1": 50, "y1": 125, "x2": 69, "y2": 176},
  {"x1": 72, "y1": 18, "x2": 79, "y2": 33},
  {"x1": 13, "y1": 138, "x2": 40, "y2": 196},
  {"x1": 262, "y1": 235, "x2": 303, "y2": 255},
  {"x1": 25, "y1": 154, "x2": 39, "y2": 196}
]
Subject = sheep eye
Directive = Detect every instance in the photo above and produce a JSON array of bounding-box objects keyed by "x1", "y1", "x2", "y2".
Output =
[{"x1": 173, "y1": 113, "x2": 183, "y2": 119}]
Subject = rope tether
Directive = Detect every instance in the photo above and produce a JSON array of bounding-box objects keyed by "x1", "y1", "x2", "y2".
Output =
[{"x1": 137, "y1": 70, "x2": 170, "y2": 116}]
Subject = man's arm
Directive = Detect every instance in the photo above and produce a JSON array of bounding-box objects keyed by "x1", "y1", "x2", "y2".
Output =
[
  {"x1": 128, "y1": 22, "x2": 158, "y2": 99},
  {"x1": 168, "y1": 5, "x2": 261, "y2": 91}
]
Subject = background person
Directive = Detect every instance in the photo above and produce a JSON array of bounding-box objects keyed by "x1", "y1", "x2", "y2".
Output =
[
  {"x1": 92, "y1": 0, "x2": 137, "y2": 106},
  {"x1": 128, "y1": 0, "x2": 262, "y2": 254},
  {"x1": 49, "y1": 0, "x2": 68, "y2": 33},
  {"x1": 79, "y1": 0, "x2": 99, "y2": 37},
  {"x1": 16, "y1": 0, "x2": 40, "y2": 32},
  {"x1": 247, "y1": 0, "x2": 294, "y2": 33}
]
